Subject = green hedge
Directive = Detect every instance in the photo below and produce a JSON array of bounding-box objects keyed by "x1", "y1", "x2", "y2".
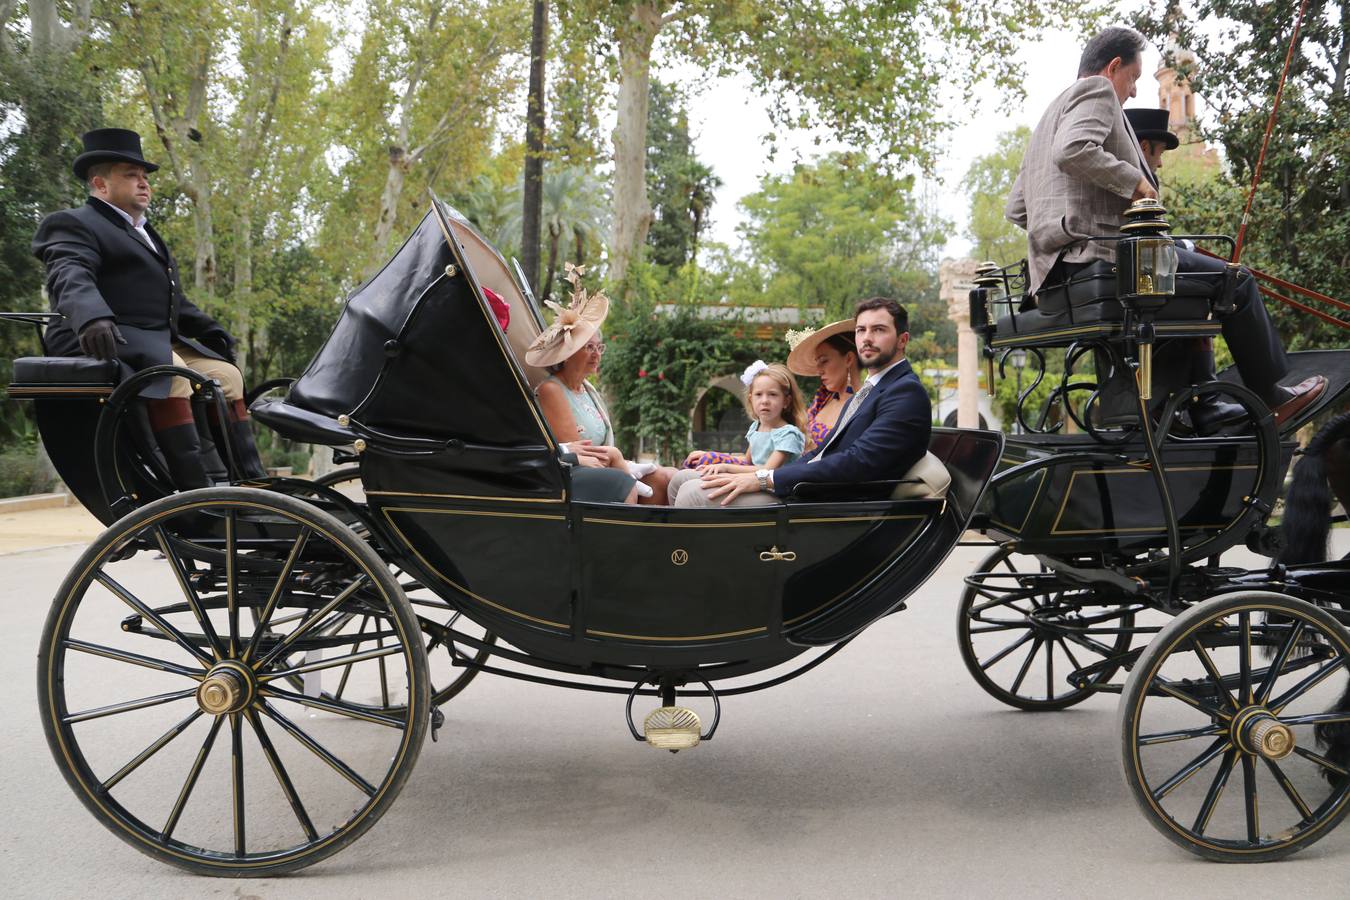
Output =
[{"x1": 0, "y1": 449, "x2": 58, "y2": 498}]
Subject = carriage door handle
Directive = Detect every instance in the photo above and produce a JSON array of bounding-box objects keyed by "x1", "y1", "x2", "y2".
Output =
[{"x1": 759, "y1": 545, "x2": 796, "y2": 562}]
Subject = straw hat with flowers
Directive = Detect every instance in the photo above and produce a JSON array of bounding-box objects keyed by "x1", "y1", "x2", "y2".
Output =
[
  {"x1": 784, "y1": 319, "x2": 856, "y2": 376},
  {"x1": 525, "y1": 263, "x2": 610, "y2": 368}
]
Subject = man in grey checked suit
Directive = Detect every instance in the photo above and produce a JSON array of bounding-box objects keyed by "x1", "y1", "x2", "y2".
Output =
[{"x1": 1006, "y1": 27, "x2": 1325, "y2": 429}]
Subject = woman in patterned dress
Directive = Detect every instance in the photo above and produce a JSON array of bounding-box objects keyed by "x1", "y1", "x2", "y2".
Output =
[{"x1": 786, "y1": 319, "x2": 862, "y2": 453}]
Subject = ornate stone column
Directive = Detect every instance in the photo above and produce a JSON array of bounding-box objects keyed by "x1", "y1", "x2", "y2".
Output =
[{"x1": 939, "y1": 258, "x2": 983, "y2": 428}]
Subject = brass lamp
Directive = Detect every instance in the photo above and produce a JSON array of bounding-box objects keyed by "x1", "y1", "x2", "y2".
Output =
[
  {"x1": 1115, "y1": 200, "x2": 1178, "y2": 400},
  {"x1": 970, "y1": 261, "x2": 1002, "y2": 396}
]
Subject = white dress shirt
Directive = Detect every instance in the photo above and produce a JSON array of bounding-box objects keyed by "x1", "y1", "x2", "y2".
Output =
[{"x1": 94, "y1": 196, "x2": 159, "y2": 255}]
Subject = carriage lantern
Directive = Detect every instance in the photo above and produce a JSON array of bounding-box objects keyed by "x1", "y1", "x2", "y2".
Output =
[
  {"x1": 1116, "y1": 199, "x2": 1178, "y2": 400},
  {"x1": 970, "y1": 261, "x2": 1002, "y2": 396}
]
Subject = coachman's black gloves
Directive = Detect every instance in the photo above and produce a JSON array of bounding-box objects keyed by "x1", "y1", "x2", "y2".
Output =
[
  {"x1": 199, "y1": 329, "x2": 237, "y2": 362},
  {"x1": 79, "y1": 318, "x2": 126, "y2": 361}
]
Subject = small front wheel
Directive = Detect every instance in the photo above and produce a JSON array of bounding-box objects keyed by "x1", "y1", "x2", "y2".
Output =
[
  {"x1": 1118, "y1": 591, "x2": 1350, "y2": 862},
  {"x1": 38, "y1": 487, "x2": 430, "y2": 876}
]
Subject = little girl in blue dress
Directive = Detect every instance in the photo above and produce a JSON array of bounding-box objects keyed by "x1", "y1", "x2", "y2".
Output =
[{"x1": 671, "y1": 362, "x2": 806, "y2": 503}]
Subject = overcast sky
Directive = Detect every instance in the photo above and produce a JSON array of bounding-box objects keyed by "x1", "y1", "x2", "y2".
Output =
[{"x1": 663, "y1": 31, "x2": 1173, "y2": 261}]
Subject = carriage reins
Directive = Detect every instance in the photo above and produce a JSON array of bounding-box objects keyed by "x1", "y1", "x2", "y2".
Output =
[{"x1": 1193, "y1": 0, "x2": 1350, "y2": 332}]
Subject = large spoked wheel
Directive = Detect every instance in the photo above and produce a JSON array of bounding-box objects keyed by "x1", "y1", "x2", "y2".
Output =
[
  {"x1": 1119, "y1": 591, "x2": 1350, "y2": 862},
  {"x1": 958, "y1": 546, "x2": 1137, "y2": 711},
  {"x1": 312, "y1": 466, "x2": 494, "y2": 708},
  {"x1": 37, "y1": 487, "x2": 429, "y2": 877}
]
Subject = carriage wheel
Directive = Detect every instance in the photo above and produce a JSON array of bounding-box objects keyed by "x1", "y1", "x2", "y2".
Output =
[
  {"x1": 1119, "y1": 591, "x2": 1350, "y2": 862},
  {"x1": 312, "y1": 465, "x2": 494, "y2": 708},
  {"x1": 958, "y1": 547, "x2": 1136, "y2": 711},
  {"x1": 37, "y1": 487, "x2": 429, "y2": 876}
]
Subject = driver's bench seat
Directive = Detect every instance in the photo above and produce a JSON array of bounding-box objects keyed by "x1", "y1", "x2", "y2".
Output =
[{"x1": 990, "y1": 259, "x2": 1220, "y2": 350}]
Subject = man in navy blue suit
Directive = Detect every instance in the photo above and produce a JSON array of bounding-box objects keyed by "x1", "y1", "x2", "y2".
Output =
[{"x1": 677, "y1": 297, "x2": 932, "y2": 507}]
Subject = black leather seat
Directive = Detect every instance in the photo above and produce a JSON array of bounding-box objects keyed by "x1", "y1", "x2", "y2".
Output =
[{"x1": 7, "y1": 356, "x2": 120, "y2": 398}]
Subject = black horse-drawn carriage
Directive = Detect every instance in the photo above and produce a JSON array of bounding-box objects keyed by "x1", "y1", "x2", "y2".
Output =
[{"x1": 4, "y1": 198, "x2": 1346, "y2": 874}]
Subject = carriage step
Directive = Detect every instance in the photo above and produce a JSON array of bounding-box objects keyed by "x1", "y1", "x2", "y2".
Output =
[{"x1": 642, "y1": 706, "x2": 702, "y2": 752}]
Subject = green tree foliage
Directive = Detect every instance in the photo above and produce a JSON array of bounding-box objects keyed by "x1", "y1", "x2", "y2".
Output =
[
  {"x1": 962, "y1": 126, "x2": 1030, "y2": 266},
  {"x1": 645, "y1": 79, "x2": 722, "y2": 271},
  {"x1": 731, "y1": 152, "x2": 949, "y2": 321},
  {"x1": 497, "y1": 165, "x2": 609, "y2": 301},
  {"x1": 1136, "y1": 0, "x2": 1348, "y2": 350}
]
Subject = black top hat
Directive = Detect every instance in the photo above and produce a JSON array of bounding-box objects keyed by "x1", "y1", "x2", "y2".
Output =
[
  {"x1": 1124, "y1": 108, "x2": 1179, "y2": 150},
  {"x1": 72, "y1": 128, "x2": 160, "y2": 180}
]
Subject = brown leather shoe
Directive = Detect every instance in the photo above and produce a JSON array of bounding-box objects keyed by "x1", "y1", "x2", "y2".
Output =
[{"x1": 1271, "y1": 375, "x2": 1328, "y2": 427}]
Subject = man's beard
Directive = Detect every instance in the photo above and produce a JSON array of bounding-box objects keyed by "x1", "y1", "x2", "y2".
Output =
[{"x1": 860, "y1": 344, "x2": 896, "y2": 370}]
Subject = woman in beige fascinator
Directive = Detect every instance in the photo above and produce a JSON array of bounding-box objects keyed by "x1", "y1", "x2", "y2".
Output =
[{"x1": 527, "y1": 265, "x2": 676, "y2": 504}]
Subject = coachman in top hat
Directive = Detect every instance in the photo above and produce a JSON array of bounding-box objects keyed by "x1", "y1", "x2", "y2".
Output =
[{"x1": 31, "y1": 127, "x2": 265, "y2": 488}]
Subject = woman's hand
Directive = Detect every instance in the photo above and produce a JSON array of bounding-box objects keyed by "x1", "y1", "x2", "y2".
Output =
[
  {"x1": 684, "y1": 450, "x2": 705, "y2": 467},
  {"x1": 699, "y1": 463, "x2": 729, "y2": 475},
  {"x1": 570, "y1": 440, "x2": 611, "y2": 464}
]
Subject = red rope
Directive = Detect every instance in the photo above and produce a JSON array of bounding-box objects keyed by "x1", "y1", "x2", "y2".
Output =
[
  {"x1": 1256, "y1": 284, "x2": 1350, "y2": 332},
  {"x1": 1192, "y1": 246, "x2": 1350, "y2": 330},
  {"x1": 1232, "y1": 0, "x2": 1311, "y2": 263}
]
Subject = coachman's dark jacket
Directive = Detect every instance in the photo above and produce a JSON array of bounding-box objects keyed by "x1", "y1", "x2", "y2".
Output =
[{"x1": 32, "y1": 197, "x2": 230, "y2": 398}]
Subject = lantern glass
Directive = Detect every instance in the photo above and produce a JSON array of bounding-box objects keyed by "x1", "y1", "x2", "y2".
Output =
[{"x1": 1133, "y1": 237, "x2": 1177, "y2": 296}]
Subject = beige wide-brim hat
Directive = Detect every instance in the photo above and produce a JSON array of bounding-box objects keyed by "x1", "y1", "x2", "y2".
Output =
[
  {"x1": 785, "y1": 319, "x2": 855, "y2": 376},
  {"x1": 524, "y1": 292, "x2": 610, "y2": 368}
]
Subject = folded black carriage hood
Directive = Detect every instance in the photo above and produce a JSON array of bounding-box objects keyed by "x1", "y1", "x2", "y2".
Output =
[{"x1": 283, "y1": 204, "x2": 553, "y2": 449}]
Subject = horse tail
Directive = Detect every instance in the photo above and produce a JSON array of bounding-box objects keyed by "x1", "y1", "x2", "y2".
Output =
[
  {"x1": 1315, "y1": 679, "x2": 1350, "y2": 785},
  {"x1": 1279, "y1": 411, "x2": 1350, "y2": 565}
]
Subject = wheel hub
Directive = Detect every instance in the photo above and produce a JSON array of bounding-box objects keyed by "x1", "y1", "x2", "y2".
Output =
[
  {"x1": 196, "y1": 660, "x2": 255, "y2": 715},
  {"x1": 1232, "y1": 706, "x2": 1296, "y2": 761}
]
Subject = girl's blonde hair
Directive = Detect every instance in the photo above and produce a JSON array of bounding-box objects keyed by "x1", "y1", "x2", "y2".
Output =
[{"x1": 743, "y1": 363, "x2": 805, "y2": 429}]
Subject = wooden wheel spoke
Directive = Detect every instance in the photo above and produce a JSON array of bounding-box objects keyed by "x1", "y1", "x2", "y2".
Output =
[
  {"x1": 1151, "y1": 738, "x2": 1230, "y2": 802},
  {"x1": 154, "y1": 526, "x2": 225, "y2": 661},
  {"x1": 979, "y1": 631, "x2": 1034, "y2": 671},
  {"x1": 1263, "y1": 757, "x2": 1313, "y2": 821},
  {"x1": 1045, "y1": 637, "x2": 1055, "y2": 698},
  {"x1": 230, "y1": 712, "x2": 245, "y2": 856},
  {"x1": 261, "y1": 685, "x2": 405, "y2": 729},
  {"x1": 252, "y1": 575, "x2": 370, "y2": 671},
  {"x1": 258, "y1": 642, "x2": 404, "y2": 683},
  {"x1": 334, "y1": 616, "x2": 371, "y2": 701},
  {"x1": 226, "y1": 511, "x2": 239, "y2": 659},
  {"x1": 64, "y1": 638, "x2": 205, "y2": 679},
  {"x1": 1239, "y1": 612, "x2": 1253, "y2": 705},
  {"x1": 1138, "y1": 723, "x2": 1225, "y2": 746},
  {"x1": 102, "y1": 709, "x2": 204, "y2": 791},
  {"x1": 1241, "y1": 753, "x2": 1260, "y2": 843},
  {"x1": 246, "y1": 709, "x2": 319, "y2": 842},
  {"x1": 1269, "y1": 657, "x2": 1347, "y2": 715},
  {"x1": 377, "y1": 634, "x2": 390, "y2": 708},
  {"x1": 95, "y1": 571, "x2": 214, "y2": 666},
  {"x1": 242, "y1": 526, "x2": 311, "y2": 664},
  {"x1": 968, "y1": 622, "x2": 1027, "y2": 634},
  {"x1": 1189, "y1": 637, "x2": 1240, "y2": 712},
  {"x1": 63, "y1": 687, "x2": 198, "y2": 724},
  {"x1": 1056, "y1": 637, "x2": 1084, "y2": 674},
  {"x1": 1191, "y1": 748, "x2": 1236, "y2": 835},
  {"x1": 1256, "y1": 620, "x2": 1306, "y2": 705},
  {"x1": 1292, "y1": 745, "x2": 1350, "y2": 778},
  {"x1": 1009, "y1": 637, "x2": 1042, "y2": 696},
  {"x1": 162, "y1": 715, "x2": 224, "y2": 841},
  {"x1": 260, "y1": 704, "x2": 378, "y2": 796},
  {"x1": 1280, "y1": 711, "x2": 1350, "y2": 727},
  {"x1": 1151, "y1": 676, "x2": 1232, "y2": 721}
]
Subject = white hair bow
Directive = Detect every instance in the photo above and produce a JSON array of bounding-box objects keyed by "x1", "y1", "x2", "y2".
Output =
[{"x1": 740, "y1": 359, "x2": 768, "y2": 386}]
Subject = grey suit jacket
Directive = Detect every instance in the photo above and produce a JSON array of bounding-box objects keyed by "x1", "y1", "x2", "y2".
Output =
[{"x1": 1005, "y1": 76, "x2": 1157, "y2": 293}]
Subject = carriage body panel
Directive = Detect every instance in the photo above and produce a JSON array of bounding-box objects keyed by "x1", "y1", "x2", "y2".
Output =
[{"x1": 981, "y1": 432, "x2": 1296, "y2": 557}]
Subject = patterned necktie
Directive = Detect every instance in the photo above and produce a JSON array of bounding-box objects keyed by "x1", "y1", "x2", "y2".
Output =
[{"x1": 815, "y1": 380, "x2": 873, "y2": 459}]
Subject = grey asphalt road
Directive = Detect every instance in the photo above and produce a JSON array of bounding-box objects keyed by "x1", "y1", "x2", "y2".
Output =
[{"x1": 2, "y1": 535, "x2": 1346, "y2": 899}]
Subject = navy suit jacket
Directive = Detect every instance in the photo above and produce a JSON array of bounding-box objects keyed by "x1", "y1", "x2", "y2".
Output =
[
  {"x1": 772, "y1": 358, "x2": 931, "y2": 498},
  {"x1": 32, "y1": 197, "x2": 229, "y2": 398}
]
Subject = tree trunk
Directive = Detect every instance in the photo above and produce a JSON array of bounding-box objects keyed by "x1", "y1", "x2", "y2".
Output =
[
  {"x1": 190, "y1": 172, "x2": 217, "y2": 297},
  {"x1": 371, "y1": 145, "x2": 408, "y2": 268},
  {"x1": 542, "y1": 223, "x2": 561, "y2": 303},
  {"x1": 608, "y1": 1, "x2": 662, "y2": 290},
  {"x1": 521, "y1": 0, "x2": 548, "y2": 296},
  {"x1": 233, "y1": 207, "x2": 253, "y2": 376}
]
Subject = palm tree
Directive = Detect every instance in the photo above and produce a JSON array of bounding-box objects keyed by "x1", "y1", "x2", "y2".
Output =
[{"x1": 499, "y1": 165, "x2": 609, "y2": 302}]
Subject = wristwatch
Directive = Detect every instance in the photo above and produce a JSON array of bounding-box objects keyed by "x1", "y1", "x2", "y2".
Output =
[{"x1": 755, "y1": 468, "x2": 772, "y2": 491}]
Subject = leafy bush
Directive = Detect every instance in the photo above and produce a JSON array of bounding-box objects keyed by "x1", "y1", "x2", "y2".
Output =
[{"x1": 0, "y1": 449, "x2": 57, "y2": 497}]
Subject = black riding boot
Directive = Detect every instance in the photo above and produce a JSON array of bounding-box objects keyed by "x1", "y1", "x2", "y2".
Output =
[
  {"x1": 193, "y1": 408, "x2": 231, "y2": 484},
  {"x1": 147, "y1": 398, "x2": 211, "y2": 490},
  {"x1": 226, "y1": 400, "x2": 267, "y2": 480}
]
